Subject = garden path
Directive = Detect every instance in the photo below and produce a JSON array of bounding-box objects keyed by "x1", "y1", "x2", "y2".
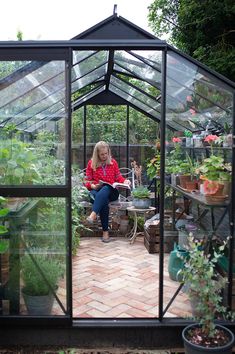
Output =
[{"x1": 71, "y1": 236, "x2": 191, "y2": 318}]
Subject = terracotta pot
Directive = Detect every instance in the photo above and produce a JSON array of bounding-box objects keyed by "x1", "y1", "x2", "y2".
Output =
[
  {"x1": 185, "y1": 180, "x2": 197, "y2": 191},
  {"x1": 179, "y1": 175, "x2": 191, "y2": 189},
  {"x1": 213, "y1": 182, "x2": 224, "y2": 196},
  {"x1": 222, "y1": 181, "x2": 231, "y2": 196}
]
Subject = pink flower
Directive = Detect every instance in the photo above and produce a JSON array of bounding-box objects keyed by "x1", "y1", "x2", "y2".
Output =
[
  {"x1": 189, "y1": 108, "x2": 196, "y2": 115},
  {"x1": 186, "y1": 95, "x2": 193, "y2": 102},
  {"x1": 172, "y1": 137, "x2": 182, "y2": 143},
  {"x1": 204, "y1": 135, "x2": 219, "y2": 143}
]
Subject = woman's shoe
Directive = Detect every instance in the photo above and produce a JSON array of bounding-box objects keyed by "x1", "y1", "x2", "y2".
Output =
[
  {"x1": 86, "y1": 216, "x2": 95, "y2": 224},
  {"x1": 101, "y1": 237, "x2": 110, "y2": 243}
]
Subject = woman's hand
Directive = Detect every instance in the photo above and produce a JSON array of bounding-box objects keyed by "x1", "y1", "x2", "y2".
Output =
[
  {"x1": 91, "y1": 183, "x2": 100, "y2": 190},
  {"x1": 124, "y1": 179, "x2": 131, "y2": 186}
]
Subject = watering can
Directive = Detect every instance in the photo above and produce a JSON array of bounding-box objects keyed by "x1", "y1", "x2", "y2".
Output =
[{"x1": 168, "y1": 243, "x2": 189, "y2": 281}]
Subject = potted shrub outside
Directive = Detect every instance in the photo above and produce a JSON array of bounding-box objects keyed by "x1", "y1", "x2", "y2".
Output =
[
  {"x1": 21, "y1": 254, "x2": 63, "y2": 315},
  {"x1": 180, "y1": 235, "x2": 234, "y2": 353},
  {"x1": 131, "y1": 186, "x2": 151, "y2": 209}
]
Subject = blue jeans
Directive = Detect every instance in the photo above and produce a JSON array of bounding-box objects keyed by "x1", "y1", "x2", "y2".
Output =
[{"x1": 90, "y1": 185, "x2": 119, "y2": 231}]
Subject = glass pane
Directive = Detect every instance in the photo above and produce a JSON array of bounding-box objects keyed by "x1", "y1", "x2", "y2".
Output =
[
  {"x1": 73, "y1": 50, "x2": 96, "y2": 65},
  {"x1": 0, "y1": 61, "x2": 30, "y2": 80},
  {"x1": 110, "y1": 76, "x2": 161, "y2": 112},
  {"x1": 1, "y1": 73, "x2": 65, "y2": 124},
  {"x1": 0, "y1": 61, "x2": 65, "y2": 112},
  {"x1": 18, "y1": 102, "x2": 65, "y2": 131},
  {"x1": 110, "y1": 83, "x2": 160, "y2": 119},
  {"x1": 0, "y1": 60, "x2": 67, "y2": 186},
  {"x1": 72, "y1": 82, "x2": 104, "y2": 103},
  {"x1": 130, "y1": 50, "x2": 162, "y2": 72},
  {"x1": 0, "y1": 197, "x2": 67, "y2": 316},
  {"x1": 114, "y1": 51, "x2": 161, "y2": 86},
  {"x1": 163, "y1": 49, "x2": 234, "y2": 319},
  {"x1": 72, "y1": 65, "x2": 107, "y2": 92},
  {"x1": 72, "y1": 51, "x2": 108, "y2": 81},
  {"x1": 166, "y1": 51, "x2": 233, "y2": 134},
  {"x1": 72, "y1": 85, "x2": 105, "y2": 109}
]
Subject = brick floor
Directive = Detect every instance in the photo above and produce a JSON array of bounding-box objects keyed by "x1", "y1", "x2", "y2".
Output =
[{"x1": 72, "y1": 236, "x2": 192, "y2": 318}]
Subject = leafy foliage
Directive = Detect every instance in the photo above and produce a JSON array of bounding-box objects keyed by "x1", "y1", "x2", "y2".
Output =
[
  {"x1": 131, "y1": 186, "x2": 151, "y2": 199},
  {"x1": 148, "y1": 0, "x2": 235, "y2": 80},
  {"x1": 180, "y1": 236, "x2": 234, "y2": 338},
  {"x1": 21, "y1": 254, "x2": 63, "y2": 296}
]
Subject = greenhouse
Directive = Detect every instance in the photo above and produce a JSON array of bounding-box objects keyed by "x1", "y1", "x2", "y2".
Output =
[{"x1": 0, "y1": 9, "x2": 234, "y2": 350}]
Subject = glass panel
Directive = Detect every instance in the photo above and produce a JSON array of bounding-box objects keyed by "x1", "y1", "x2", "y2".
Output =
[
  {"x1": 115, "y1": 72, "x2": 160, "y2": 99},
  {"x1": 130, "y1": 50, "x2": 162, "y2": 72},
  {"x1": 0, "y1": 61, "x2": 30, "y2": 80},
  {"x1": 114, "y1": 51, "x2": 161, "y2": 86},
  {"x1": 164, "y1": 49, "x2": 234, "y2": 319},
  {"x1": 23, "y1": 107, "x2": 66, "y2": 133},
  {"x1": 0, "y1": 60, "x2": 67, "y2": 186},
  {"x1": 73, "y1": 50, "x2": 96, "y2": 65},
  {"x1": 110, "y1": 76, "x2": 161, "y2": 113},
  {"x1": 72, "y1": 85, "x2": 105, "y2": 109},
  {"x1": 129, "y1": 107, "x2": 159, "y2": 184},
  {"x1": 72, "y1": 82, "x2": 104, "y2": 103},
  {"x1": 71, "y1": 51, "x2": 108, "y2": 81},
  {"x1": 166, "y1": 52, "x2": 233, "y2": 134},
  {"x1": 0, "y1": 61, "x2": 65, "y2": 111},
  {"x1": 1, "y1": 73, "x2": 65, "y2": 124},
  {"x1": 71, "y1": 107, "x2": 84, "y2": 168},
  {"x1": 110, "y1": 83, "x2": 160, "y2": 119},
  {"x1": 72, "y1": 65, "x2": 107, "y2": 92},
  {"x1": 86, "y1": 105, "x2": 127, "y2": 159},
  {"x1": 0, "y1": 197, "x2": 67, "y2": 316},
  {"x1": 18, "y1": 102, "x2": 65, "y2": 131}
]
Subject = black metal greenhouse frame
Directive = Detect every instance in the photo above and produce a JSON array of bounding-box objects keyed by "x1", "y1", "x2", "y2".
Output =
[{"x1": 0, "y1": 27, "x2": 234, "y2": 349}]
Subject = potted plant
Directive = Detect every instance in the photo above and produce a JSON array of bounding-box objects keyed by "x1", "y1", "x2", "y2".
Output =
[
  {"x1": 196, "y1": 135, "x2": 232, "y2": 199},
  {"x1": 222, "y1": 122, "x2": 233, "y2": 147},
  {"x1": 181, "y1": 235, "x2": 234, "y2": 353},
  {"x1": 21, "y1": 254, "x2": 63, "y2": 315},
  {"x1": 146, "y1": 150, "x2": 161, "y2": 180},
  {"x1": 131, "y1": 186, "x2": 151, "y2": 209},
  {"x1": 178, "y1": 153, "x2": 198, "y2": 191}
]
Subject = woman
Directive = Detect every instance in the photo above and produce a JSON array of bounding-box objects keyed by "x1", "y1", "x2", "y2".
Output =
[{"x1": 84, "y1": 141, "x2": 131, "y2": 242}]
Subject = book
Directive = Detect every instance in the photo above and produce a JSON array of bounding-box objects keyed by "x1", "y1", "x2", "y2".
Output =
[{"x1": 99, "y1": 180, "x2": 130, "y2": 190}]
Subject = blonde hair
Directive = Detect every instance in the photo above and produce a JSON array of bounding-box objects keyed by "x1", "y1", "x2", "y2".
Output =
[{"x1": 91, "y1": 141, "x2": 112, "y2": 169}]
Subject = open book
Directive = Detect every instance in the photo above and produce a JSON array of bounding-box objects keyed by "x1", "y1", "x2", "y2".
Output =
[{"x1": 99, "y1": 180, "x2": 130, "y2": 190}]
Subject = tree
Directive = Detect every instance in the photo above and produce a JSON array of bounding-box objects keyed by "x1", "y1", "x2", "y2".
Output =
[{"x1": 148, "y1": 0, "x2": 235, "y2": 80}]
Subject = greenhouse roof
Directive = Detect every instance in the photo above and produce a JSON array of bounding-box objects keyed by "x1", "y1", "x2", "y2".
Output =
[{"x1": 0, "y1": 9, "x2": 234, "y2": 133}]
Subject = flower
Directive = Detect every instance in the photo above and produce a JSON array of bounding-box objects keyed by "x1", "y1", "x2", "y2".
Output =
[
  {"x1": 186, "y1": 95, "x2": 193, "y2": 102},
  {"x1": 189, "y1": 108, "x2": 196, "y2": 115},
  {"x1": 204, "y1": 135, "x2": 219, "y2": 144},
  {"x1": 172, "y1": 137, "x2": 182, "y2": 143}
]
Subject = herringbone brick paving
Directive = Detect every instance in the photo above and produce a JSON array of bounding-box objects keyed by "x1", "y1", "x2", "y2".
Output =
[{"x1": 72, "y1": 236, "x2": 191, "y2": 318}]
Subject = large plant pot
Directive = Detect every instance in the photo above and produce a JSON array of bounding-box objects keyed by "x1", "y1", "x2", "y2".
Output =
[
  {"x1": 132, "y1": 198, "x2": 151, "y2": 209},
  {"x1": 22, "y1": 289, "x2": 54, "y2": 315},
  {"x1": 182, "y1": 324, "x2": 234, "y2": 354},
  {"x1": 179, "y1": 175, "x2": 191, "y2": 189},
  {"x1": 185, "y1": 180, "x2": 197, "y2": 191}
]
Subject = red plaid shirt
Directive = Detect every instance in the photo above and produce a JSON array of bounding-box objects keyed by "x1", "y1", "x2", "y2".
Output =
[{"x1": 84, "y1": 158, "x2": 125, "y2": 191}]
